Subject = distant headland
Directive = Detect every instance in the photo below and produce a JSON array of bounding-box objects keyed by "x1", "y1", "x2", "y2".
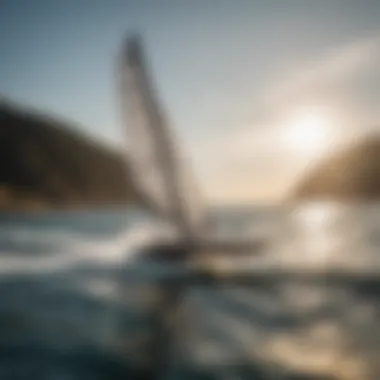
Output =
[
  {"x1": 0, "y1": 99, "x2": 141, "y2": 211},
  {"x1": 292, "y1": 134, "x2": 380, "y2": 201}
]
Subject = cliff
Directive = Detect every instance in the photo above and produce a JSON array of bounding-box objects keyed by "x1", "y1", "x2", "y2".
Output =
[
  {"x1": 293, "y1": 134, "x2": 380, "y2": 201},
  {"x1": 0, "y1": 100, "x2": 140, "y2": 211}
]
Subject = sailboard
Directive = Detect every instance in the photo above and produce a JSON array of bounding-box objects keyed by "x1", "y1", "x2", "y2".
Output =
[{"x1": 119, "y1": 33, "x2": 264, "y2": 254}]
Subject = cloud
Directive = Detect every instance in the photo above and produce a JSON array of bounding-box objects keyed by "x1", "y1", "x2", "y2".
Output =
[
  {"x1": 198, "y1": 35, "x2": 380, "y2": 202},
  {"x1": 262, "y1": 35, "x2": 380, "y2": 108}
]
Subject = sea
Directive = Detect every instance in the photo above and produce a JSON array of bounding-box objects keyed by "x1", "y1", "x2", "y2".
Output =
[{"x1": 0, "y1": 203, "x2": 380, "y2": 380}]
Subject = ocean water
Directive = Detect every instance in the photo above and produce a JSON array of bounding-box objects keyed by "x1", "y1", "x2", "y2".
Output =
[{"x1": 0, "y1": 203, "x2": 380, "y2": 379}]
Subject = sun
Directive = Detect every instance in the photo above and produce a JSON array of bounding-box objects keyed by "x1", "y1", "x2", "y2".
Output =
[{"x1": 281, "y1": 106, "x2": 335, "y2": 157}]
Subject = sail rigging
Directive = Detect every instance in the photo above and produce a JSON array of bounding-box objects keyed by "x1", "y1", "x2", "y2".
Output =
[{"x1": 119, "y1": 34, "x2": 207, "y2": 241}]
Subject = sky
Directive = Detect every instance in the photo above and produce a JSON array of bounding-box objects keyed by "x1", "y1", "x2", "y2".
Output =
[{"x1": 1, "y1": 0, "x2": 380, "y2": 204}]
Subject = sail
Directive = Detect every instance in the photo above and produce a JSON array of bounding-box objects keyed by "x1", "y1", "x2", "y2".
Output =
[{"x1": 119, "y1": 34, "x2": 207, "y2": 240}]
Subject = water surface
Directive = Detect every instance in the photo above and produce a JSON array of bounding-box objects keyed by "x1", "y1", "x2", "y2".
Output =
[{"x1": 0, "y1": 203, "x2": 379, "y2": 379}]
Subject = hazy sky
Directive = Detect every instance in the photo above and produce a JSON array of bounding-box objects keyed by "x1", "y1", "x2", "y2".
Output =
[{"x1": 1, "y1": 1, "x2": 380, "y2": 203}]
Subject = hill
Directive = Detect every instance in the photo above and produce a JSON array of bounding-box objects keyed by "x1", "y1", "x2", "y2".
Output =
[
  {"x1": 292, "y1": 134, "x2": 380, "y2": 201},
  {"x1": 0, "y1": 100, "x2": 140, "y2": 211}
]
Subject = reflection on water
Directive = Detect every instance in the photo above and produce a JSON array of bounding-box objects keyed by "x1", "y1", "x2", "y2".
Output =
[
  {"x1": 0, "y1": 204, "x2": 380, "y2": 379},
  {"x1": 276, "y1": 202, "x2": 380, "y2": 271},
  {"x1": 183, "y1": 202, "x2": 380, "y2": 380}
]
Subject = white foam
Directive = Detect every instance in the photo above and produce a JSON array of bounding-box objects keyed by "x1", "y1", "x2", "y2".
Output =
[{"x1": 0, "y1": 221, "x2": 175, "y2": 276}]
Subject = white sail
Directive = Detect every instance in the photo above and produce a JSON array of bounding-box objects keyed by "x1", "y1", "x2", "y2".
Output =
[{"x1": 119, "y1": 35, "x2": 207, "y2": 241}]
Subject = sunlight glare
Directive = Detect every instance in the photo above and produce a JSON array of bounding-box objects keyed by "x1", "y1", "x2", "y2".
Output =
[{"x1": 282, "y1": 106, "x2": 335, "y2": 157}]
